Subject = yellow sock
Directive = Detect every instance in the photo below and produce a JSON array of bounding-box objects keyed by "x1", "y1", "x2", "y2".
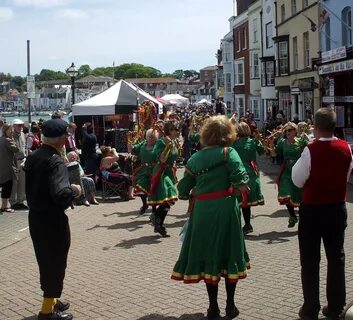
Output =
[{"x1": 41, "y1": 297, "x2": 56, "y2": 314}]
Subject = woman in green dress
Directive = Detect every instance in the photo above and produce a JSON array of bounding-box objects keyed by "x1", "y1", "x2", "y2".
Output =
[
  {"x1": 270, "y1": 122, "x2": 307, "y2": 228},
  {"x1": 147, "y1": 121, "x2": 179, "y2": 237},
  {"x1": 171, "y1": 116, "x2": 250, "y2": 320},
  {"x1": 130, "y1": 129, "x2": 158, "y2": 215},
  {"x1": 232, "y1": 122, "x2": 265, "y2": 235}
]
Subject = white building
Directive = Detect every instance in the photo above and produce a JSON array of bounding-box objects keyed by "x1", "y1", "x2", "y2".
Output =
[
  {"x1": 248, "y1": 0, "x2": 262, "y2": 124},
  {"x1": 260, "y1": 0, "x2": 277, "y2": 121}
]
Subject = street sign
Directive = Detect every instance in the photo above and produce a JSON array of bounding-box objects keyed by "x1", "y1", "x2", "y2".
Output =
[{"x1": 27, "y1": 75, "x2": 35, "y2": 99}]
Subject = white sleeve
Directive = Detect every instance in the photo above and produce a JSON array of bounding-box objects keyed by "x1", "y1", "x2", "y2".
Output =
[
  {"x1": 292, "y1": 146, "x2": 311, "y2": 188},
  {"x1": 347, "y1": 145, "x2": 353, "y2": 182}
]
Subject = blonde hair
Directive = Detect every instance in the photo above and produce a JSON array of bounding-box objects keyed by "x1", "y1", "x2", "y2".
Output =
[
  {"x1": 200, "y1": 115, "x2": 237, "y2": 147},
  {"x1": 100, "y1": 146, "x2": 112, "y2": 158},
  {"x1": 283, "y1": 122, "x2": 298, "y2": 132},
  {"x1": 146, "y1": 128, "x2": 157, "y2": 139},
  {"x1": 67, "y1": 151, "x2": 79, "y2": 162},
  {"x1": 236, "y1": 122, "x2": 251, "y2": 137}
]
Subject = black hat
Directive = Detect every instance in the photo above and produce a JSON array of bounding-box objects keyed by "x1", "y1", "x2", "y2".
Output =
[{"x1": 42, "y1": 119, "x2": 68, "y2": 138}]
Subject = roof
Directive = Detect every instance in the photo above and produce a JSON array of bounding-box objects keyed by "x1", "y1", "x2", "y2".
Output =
[
  {"x1": 125, "y1": 77, "x2": 178, "y2": 84},
  {"x1": 200, "y1": 66, "x2": 218, "y2": 71},
  {"x1": 75, "y1": 75, "x2": 116, "y2": 83}
]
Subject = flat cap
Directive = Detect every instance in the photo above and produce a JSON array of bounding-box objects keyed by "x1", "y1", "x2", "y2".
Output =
[{"x1": 42, "y1": 119, "x2": 68, "y2": 137}]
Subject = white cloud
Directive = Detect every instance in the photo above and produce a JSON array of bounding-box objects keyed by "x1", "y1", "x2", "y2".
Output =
[
  {"x1": 12, "y1": 0, "x2": 68, "y2": 7},
  {"x1": 0, "y1": 7, "x2": 14, "y2": 22},
  {"x1": 57, "y1": 9, "x2": 89, "y2": 20}
]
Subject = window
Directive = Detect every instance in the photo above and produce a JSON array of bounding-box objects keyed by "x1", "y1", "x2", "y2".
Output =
[
  {"x1": 303, "y1": 31, "x2": 310, "y2": 67},
  {"x1": 250, "y1": 51, "x2": 260, "y2": 78},
  {"x1": 302, "y1": 0, "x2": 308, "y2": 9},
  {"x1": 261, "y1": 60, "x2": 275, "y2": 86},
  {"x1": 278, "y1": 41, "x2": 289, "y2": 75},
  {"x1": 266, "y1": 61, "x2": 275, "y2": 85},
  {"x1": 235, "y1": 97, "x2": 245, "y2": 117},
  {"x1": 225, "y1": 73, "x2": 232, "y2": 93},
  {"x1": 253, "y1": 17, "x2": 258, "y2": 42},
  {"x1": 342, "y1": 7, "x2": 352, "y2": 47},
  {"x1": 250, "y1": 98, "x2": 260, "y2": 119},
  {"x1": 281, "y1": 4, "x2": 285, "y2": 22},
  {"x1": 234, "y1": 61, "x2": 244, "y2": 85},
  {"x1": 243, "y1": 28, "x2": 247, "y2": 49},
  {"x1": 291, "y1": 0, "x2": 297, "y2": 16},
  {"x1": 293, "y1": 36, "x2": 298, "y2": 70},
  {"x1": 237, "y1": 31, "x2": 241, "y2": 51},
  {"x1": 325, "y1": 17, "x2": 331, "y2": 51},
  {"x1": 279, "y1": 91, "x2": 291, "y2": 117},
  {"x1": 266, "y1": 22, "x2": 273, "y2": 48}
]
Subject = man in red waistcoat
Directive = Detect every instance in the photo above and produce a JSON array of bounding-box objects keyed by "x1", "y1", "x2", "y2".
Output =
[{"x1": 292, "y1": 107, "x2": 353, "y2": 320}]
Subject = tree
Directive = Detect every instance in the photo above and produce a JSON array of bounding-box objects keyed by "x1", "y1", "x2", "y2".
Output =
[
  {"x1": 36, "y1": 69, "x2": 69, "y2": 82},
  {"x1": 172, "y1": 69, "x2": 184, "y2": 80},
  {"x1": 12, "y1": 76, "x2": 25, "y2": 92},
  {"x1": 78, "y1": 64, "x2": 92, "y2": 78},
  {"x1": 183, "y1": 69, "x2": 199, "y2": 81}
]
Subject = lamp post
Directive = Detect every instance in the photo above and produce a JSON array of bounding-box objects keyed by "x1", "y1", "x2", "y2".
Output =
[{"x1": 66, "y1": 62, "x2": 78, "y2": 107}]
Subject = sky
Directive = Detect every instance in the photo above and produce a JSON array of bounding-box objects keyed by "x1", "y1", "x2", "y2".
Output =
[{"x1": 0, "y1": 0, "x2": 236, "y2": 77}]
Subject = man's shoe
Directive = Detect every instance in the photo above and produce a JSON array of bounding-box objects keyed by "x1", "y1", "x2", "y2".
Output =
[
  {"x1": 322, "y1": 306, "x2": 344, "y2": 320},
  {"x1": 207, "y1": 307, "x2": 221, "y2": 320},
  {"x1": 242, "y1": 224, "x2": 253, "y2": 235},
  {"x1": 12, "y1": 203, "x2": 28, "y2": 210},
  {"x1": 54, "y1": 300, "x2": 70, "y2": 312},
  {"x1": 298, "y1": 306, "x2": 318, "y2": 320},
  {"x1": 225, "y1": 304, "x2": 239, "y2": 318},
  {"x1": 288, "y1": 216, "x2": 298, "y2": 228},
  {"x1": 154, "y1": 225, "x2": 170, "y2": 237},
  {"x1": 139, "y1": 205, "x2": 148, "y2": 215},
  {"x1": 38, "y1": 311, "x2": 73, "y2": 320}
]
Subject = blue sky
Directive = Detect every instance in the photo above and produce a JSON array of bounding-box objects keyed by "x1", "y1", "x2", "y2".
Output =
[{"x1": 0, "y1": 0, "x2": 235, "y2": 76}]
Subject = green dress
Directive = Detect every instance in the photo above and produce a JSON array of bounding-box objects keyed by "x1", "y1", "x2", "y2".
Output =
[
  {"x1": 147, "y1": 138, "x2": 179, "y2": 206},
  {"x1": 232, "y1": 137, "x2": 265, "y2": 207},
  {"x1": 131, "y1": 141, "x2": 156, "y2": 195},
  {"x1": 189, "y1": 132, "x2": 201, "y2": 153},
  {"x1": 171, "y1": 146, "x2": 250, "y2": 285},
  {"x1": 276, "y1": 137, "x2": 307, "y2": 207}
]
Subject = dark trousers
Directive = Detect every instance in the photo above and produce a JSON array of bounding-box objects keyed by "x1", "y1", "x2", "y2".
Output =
[
  {"x1": 298, "y1": 203, "x2": 347, "y2": 317},
  {"x1": 29, "y1": 213, "x2": 71, "y2": 298}
]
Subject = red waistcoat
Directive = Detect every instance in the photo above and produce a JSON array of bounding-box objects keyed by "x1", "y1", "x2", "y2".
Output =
[{"x1": 302, "y1": 139, "x2": 351, "y2": 205}]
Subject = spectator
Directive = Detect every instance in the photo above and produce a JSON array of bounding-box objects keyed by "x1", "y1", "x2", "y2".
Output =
[
  {"x1": 65, "y1": 123, "x2": 77, "y2": 153},
  {"x1": 81, "y1": 123, "x2": 99, "y2": 175},
  {"x1": 10, "y1": 119, "x2": 28, "y2": 210},
  {"x1": 26, "y1": 124, "x2": 42, "y2": 154},
  {"x1": 0, "y1": 124, "x2": 19, "y2": 213}
]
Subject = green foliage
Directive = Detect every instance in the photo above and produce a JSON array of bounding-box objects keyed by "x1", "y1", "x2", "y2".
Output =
[
  {"x1": 78, "y1": 64, "x2": 92, "y2": 78},
  {"x1": 172, "y1": 69, "x2": 184, "y2": 79},
  {"x1": 35, "y1": 69, "x2": 69, "y2": 82}
]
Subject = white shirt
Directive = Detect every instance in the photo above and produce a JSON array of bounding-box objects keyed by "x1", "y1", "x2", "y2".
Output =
[{"x1": 292, "y1": 137, "x2": 353, "y2": 188}]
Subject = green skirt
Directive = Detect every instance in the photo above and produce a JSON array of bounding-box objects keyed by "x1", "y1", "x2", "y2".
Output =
[
  {"x1": 239, "y1": 164, "x2": 264, "y2": 207},
  {"x1": 147, "y1": 165, "x2": 178, "y2": 206},
  {"x1": 171, "y1": 195, "x2": 250, "y2": 285},
  {"x1": 133, "y1": 165, "x2": 152, "y2": 195},
  {"x1": 278, "y1": 167, "x2": 302, "y2": 207}
]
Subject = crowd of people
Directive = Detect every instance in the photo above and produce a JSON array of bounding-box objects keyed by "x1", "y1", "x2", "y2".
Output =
[{"x1": 0, "y1": 104, "x2": 351, "y2": 320}]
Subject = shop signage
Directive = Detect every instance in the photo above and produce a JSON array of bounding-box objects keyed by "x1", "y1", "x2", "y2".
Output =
[
  {"x1": 323, "y1": 96, "x2": 353, "y2": 103},
  {"x1": 26, "y1": 75, "x2": 35, "y2": 99},
  {"x1": 319, "y1": 58, "x2": 353, "y2": 75},
  {"x1": 321, "y1": 47, "x2": 347, "y2": 63}
]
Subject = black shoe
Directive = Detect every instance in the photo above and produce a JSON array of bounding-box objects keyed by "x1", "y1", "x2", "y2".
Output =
[
  {"x1": 149, "y1": 212, "x2": 156, "y2": 226},
  {"x1": 225, "y1": 304, "x2": 239, "y2": 319},
  {"x1": 38, "y1": 311, "x2": 73, "y2": 320},
  {"x1": 154, "y1": 225, "x2": 170, "y2": 237},
  {"x1": 139, "y1": 205, "x2": 148, "y2": 215},
  {"x1": 288, "y1": 216, "x2": 298, "y2": 228},
  {"x1": 299, "y1": 306, "x2": 318, "y2": 320},
  {"x1": 207, "y1": 308, "x2": 221, "y2": 320},
  {"x1": 54, "y1": 300, "x2": 70, "y2": 312},
  {"x1": 11, "y1": 203, "x2": 28, "y2": 210},
  {"x1": 242, "y1": 224, "x2": 253, "y2": 235},
  {"x1": 322, "y1": 306, "x2": 344, "y2": 320}
]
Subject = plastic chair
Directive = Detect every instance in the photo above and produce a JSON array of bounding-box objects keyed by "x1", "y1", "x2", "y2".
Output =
[{"x1": 100, "y1": 170, "x2": 130, "y2": 201}]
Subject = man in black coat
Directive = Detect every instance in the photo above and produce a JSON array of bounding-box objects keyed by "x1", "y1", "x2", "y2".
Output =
[{"x1": 25, "y1": 119, "x2": 81, "y2": 320}]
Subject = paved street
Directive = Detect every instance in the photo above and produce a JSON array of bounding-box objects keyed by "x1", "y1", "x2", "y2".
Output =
[{"x1": 1, "y1": 156, "x2": 353, "y2": 320}]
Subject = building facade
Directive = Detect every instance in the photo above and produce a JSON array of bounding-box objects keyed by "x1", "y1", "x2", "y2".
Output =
[
  {"x1": 274, "y1": 0, "x2": 320, "y2": 122},
  {"x1": 318, "y1": 0, "x2": 353, "y2": 139}
]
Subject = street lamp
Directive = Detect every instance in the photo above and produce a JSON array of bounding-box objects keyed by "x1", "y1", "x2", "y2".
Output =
[{"x1": 66, "y1": 62, "x2": 78, "y2": 107}]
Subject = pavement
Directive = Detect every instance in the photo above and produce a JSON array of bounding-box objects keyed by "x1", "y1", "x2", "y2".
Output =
[{"x1": 1, "y1": 155, "x2": 353, "y2": 320}]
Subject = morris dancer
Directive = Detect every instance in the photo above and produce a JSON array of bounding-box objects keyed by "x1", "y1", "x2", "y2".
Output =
[
  {"x1": 148, "y1": 121, "x2": 179, "y2": 237},
  {"x1": 171, "y1": 116, "x2": 250, "y2": 320},
  {"x1": 130, "y1": 129, "x2": 158, "y2": 215},
  {"x1": 232, "y1": 122, "x2": 265, "y2": 234},
  {"x1": 270, "y1": 122, "x2": 307, "y2": 228}
]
